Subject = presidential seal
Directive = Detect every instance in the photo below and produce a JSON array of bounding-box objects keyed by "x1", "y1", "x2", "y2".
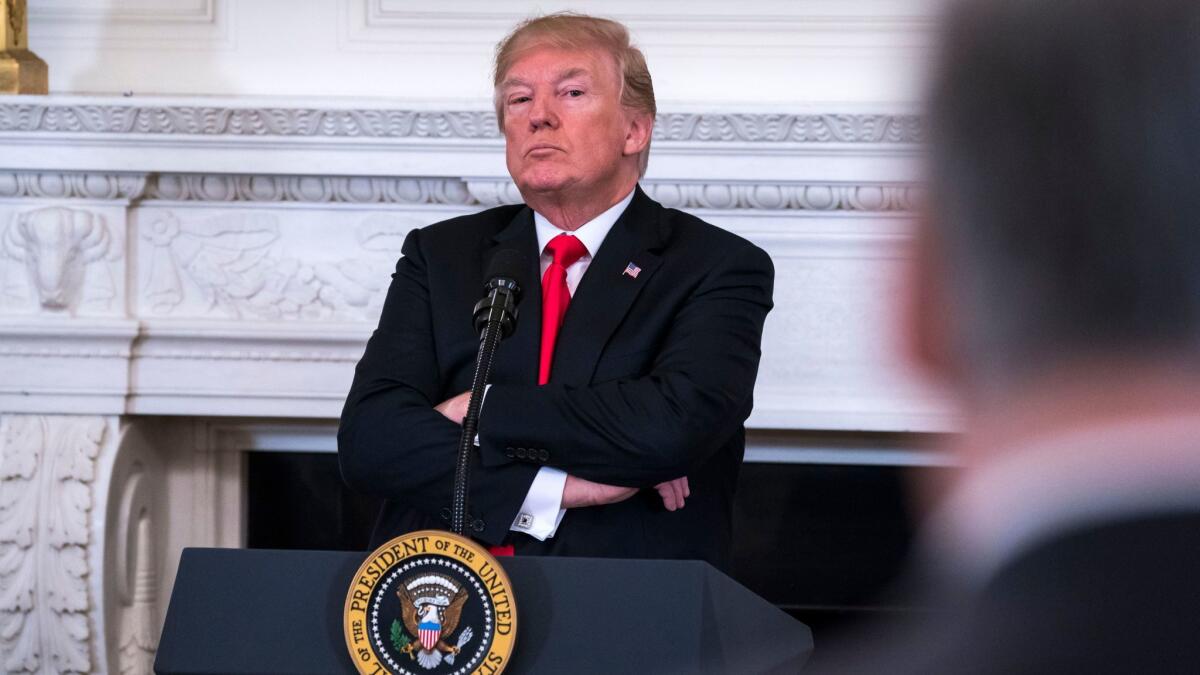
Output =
[{"x1": 344, "y1": 530, "x2": 517, "y2": 675}]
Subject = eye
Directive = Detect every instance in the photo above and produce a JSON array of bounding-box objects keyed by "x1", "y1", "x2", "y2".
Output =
[
  {"x1": 509, "y1": 95, "x2": 531, "y2": 105},
  {"x1": 565, "y1": 89, "x2": 585, "y2": 98}
]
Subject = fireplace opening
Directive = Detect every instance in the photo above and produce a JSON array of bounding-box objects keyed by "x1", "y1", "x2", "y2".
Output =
[
  {"x1": 242, "y1": 448, "x2": 940, "y2": 643},
  {"x1": 246, "y1": 451, "x2": 382, "y2": 551}
]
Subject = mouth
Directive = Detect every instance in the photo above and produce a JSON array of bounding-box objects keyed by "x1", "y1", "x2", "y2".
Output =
[{"x1": 525, "y1": 143, "x2": 564, "y2": 157}]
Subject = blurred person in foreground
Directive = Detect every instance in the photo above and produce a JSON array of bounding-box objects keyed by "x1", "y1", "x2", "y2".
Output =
[{"x1": 816, "y1": 0, "x2": 1200, "y2": 671}]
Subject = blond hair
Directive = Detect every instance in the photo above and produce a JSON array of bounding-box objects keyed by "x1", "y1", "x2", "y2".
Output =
[{"x1": 493, "y1": 12, "x2": 656, "y2": 175}]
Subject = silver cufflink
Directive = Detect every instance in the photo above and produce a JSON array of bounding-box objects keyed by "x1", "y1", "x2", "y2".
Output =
[{"x1": 516, "y1": 513, "x2": 534, "y2": 529}]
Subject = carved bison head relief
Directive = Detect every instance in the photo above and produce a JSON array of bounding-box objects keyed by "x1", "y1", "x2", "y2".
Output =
[{"x1": 3, "y1": 207, "x2": 111, "y2": 311}]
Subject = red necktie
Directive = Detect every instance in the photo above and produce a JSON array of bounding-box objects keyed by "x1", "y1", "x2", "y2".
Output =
[
  {"x1": 538, "y1": 234, "x2": 589, "y2": 385},
  {"x1": 487, "y1": 234, "x2": 587, "y2": 559}
]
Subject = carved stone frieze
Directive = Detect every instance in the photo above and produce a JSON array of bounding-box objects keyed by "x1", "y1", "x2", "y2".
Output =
[
  {"x1": 1, "y1": 206, "x2": 122, "y2": 314},
  {"x1": 0, "y1": 415, "x2": 107, "y2": 674},
  {"x1": 355, "y1": 213, "x2": 423, "y2": 253},
  {"x1": 0, "y1": 103, "x2": 920, "y2": 144},
  {"x1": 138, "y1": 211, "x2": 394, "y2": 321}
]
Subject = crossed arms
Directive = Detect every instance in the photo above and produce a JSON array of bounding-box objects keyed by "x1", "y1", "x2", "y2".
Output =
[{"x1": 338, "y1": 224, "x2": 773, "y2": 544}]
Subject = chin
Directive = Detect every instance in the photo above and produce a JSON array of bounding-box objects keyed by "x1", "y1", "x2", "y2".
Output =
[{"x1": 515, "y1": 169, "x2": 575, "y2": 195}]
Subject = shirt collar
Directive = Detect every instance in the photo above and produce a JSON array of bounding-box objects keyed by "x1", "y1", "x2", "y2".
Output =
[{"x1": 532, "y1": 187, "x2": 636, "y2": 259}]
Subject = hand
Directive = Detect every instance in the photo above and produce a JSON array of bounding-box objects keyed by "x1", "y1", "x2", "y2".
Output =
[
  {"x1": 434, "y1": 391, "x2": 471, "y2": 425},
  {"x1": 561, "y1": 474, "x2": 637, "y2": 509},
  {"x1": 654, "y1": 476, "x2": 690, "y2": 512}
]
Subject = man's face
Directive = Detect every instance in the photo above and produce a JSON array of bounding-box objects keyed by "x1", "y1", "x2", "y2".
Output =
[{"x1": 499, "y1": 46, "x2": 641, "y2": 198}]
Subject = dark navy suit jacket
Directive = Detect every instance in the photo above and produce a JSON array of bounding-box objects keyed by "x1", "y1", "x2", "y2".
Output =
[{"x1": 338, "y1": 186, "x2": 773, "y2": 570}]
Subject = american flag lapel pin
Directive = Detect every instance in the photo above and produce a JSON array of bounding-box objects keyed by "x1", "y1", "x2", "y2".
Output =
[{"x1": 622, "y1": 261, "x2": 642, "y2": 279}]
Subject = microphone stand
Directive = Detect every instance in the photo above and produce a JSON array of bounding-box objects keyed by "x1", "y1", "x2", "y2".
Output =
[{"x1": 451, "y1": 279, "x2": 518, "y2": 536}]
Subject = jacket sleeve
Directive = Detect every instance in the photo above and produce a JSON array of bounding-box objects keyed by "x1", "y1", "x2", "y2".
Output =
[
  {"x1": 337, "y1": 227, "x2": 539, "y2": 545},
  {"x1": 476, "y1": 241, "x2": 774, "y2": 487}
]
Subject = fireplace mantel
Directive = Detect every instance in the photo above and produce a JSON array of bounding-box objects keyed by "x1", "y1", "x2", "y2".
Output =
[{"x1": 0, "y1": 94, "x2": 942, "y2": 429}]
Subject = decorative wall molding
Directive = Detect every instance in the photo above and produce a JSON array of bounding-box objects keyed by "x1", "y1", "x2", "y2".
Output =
[
  {"x1": 652, "y1": 113, "x2": 921, "y2": 144},
  {"x1": 0, "y1": 345, "x2": 131, "y2": 359},
  {"x1": 0, "y1": 320, "x2": 139, "y2": 415},
  {"x1": 146, "y1": 174, "x2": 474, "y2": 205},
  {"x1": 363, "y1": 0, "x2": 935, "y2": 34},
  {"x1": 0, "y1": 171, "x2": 148, "y2": 201},
  {"x1": 0, "y1": 170, "x2": 918, "y2": 212},
  {"x1": 134, "y1": 348, "x2": 360, "y2": 363},
  {"x1": 348, "y1": 0, "x2": 937, "y2": 56},
  {"x1": 0, "y1": 103, "x2": 921, "y2": 144},
  {"x1": 0, "y1": 415, "x2": 107, "y2": 674},
  {"x1": 645, "y1": 182, "x2": 918, "y2": 212},
  {"x1": 32, "y1": 0, "x2": 217, "y2": 25},
  {"x1": 462, "y1": 180, "x2": 523, "y2": 208},
  {"x1": 141, "y1": 174, "x2": 917, "y2": 212},
  {"x1": 0, "y1": 105, "x2": 504, "y2": 139},
  {"x1": 27, "y1": 0, "x2": 231, "y2": 50}
]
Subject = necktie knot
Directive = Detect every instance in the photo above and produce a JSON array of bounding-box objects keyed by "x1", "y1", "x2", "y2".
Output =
[{"x1": 545, "y1": 233, "x2": 588, "y2": 269}]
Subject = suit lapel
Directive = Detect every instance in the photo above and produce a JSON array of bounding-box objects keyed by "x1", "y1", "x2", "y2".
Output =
[
  {"x1": 483, "y1": 207, "x2": 542, "y2": 385},
  {"x1": 551, "y1": 186, "x2": 667, "y2": 386}
]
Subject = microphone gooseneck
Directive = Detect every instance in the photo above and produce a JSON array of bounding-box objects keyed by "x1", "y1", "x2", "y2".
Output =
[{"x1": 450, "y1": 248, "x2": 526, "y2": 536}]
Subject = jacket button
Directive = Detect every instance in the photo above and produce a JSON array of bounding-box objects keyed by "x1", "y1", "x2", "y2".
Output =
[
  {"x1": 505, "y1": 447, "x2": 515, "y2": 459},
  {"x1": 472, "y1": 518, "x2": 485, "y2": 532},
  {"x1": 538, "y1": 449, "x2": 550, "y2": 462},
  {"x1": 516, "y1": 447, "x2": 527, "y2": 459}
]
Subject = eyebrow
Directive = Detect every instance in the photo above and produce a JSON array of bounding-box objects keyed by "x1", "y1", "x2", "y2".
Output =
[
  {"x1": 500, "y1": 67, "x2": 593, "y2": 91},
  {"x1": 556, "y1": 68, "x2": 590, "y2": 83}
]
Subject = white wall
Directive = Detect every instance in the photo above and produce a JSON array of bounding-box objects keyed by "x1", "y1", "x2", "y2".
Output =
[{"x1": 29, "y1": 0, "x2": 940, "y2": 107}]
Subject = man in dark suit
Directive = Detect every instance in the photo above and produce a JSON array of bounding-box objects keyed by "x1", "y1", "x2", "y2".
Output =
[
  {"x1": 338, "y1": 14, "x2": 773, "y2": 571},
  {"x1": 814, "y1": 0, "x2": 1200, "y2": 671}
]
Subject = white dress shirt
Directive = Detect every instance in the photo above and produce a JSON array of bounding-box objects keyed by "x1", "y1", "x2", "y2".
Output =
[{"x1": 503, "y1": 187, "x2": 636, "y2": 541}]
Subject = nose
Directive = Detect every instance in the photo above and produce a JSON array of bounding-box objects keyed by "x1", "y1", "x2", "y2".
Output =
[{"x1": 528, "y1": 95, "x2": 558, "y2": 131}]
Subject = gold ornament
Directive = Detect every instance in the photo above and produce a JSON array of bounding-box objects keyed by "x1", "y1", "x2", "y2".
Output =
[{"x1": 1, "y1": 0, "x2": 48, "y2": 95}]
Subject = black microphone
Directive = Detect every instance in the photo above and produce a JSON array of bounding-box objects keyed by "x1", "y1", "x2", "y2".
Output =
[
  {"x1": 473, "y1": 248, "x2": 525, "y2": 337},
  {"x1": 451, "y1": 247, "x2": 528, "y2": 536}
]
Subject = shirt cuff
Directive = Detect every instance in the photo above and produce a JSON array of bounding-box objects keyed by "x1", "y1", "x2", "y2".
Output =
[{"x1": 510, "y1": 467, "x2": 567, "y2": 541}]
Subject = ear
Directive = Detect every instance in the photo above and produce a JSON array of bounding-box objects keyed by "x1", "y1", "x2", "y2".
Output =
[
  {"x1": 622, "y1": 110, "x2": 653, "y2": 158},
  {"x1": 899, "y1": 211, "x2": 961, "y2": 387}
]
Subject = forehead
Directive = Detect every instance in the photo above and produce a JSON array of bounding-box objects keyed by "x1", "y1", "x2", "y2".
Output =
[{"x1": 501, "y1": 45, "x2": 618, "y2": 87}]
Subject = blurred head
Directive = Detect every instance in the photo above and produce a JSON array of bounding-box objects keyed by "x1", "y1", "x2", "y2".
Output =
[
  {"x1": 493, "y1": 13, "x2": 656, "y2": 200},
  {"x1": 913, "y1": 0, "x2": 1200, "y2": 397}
]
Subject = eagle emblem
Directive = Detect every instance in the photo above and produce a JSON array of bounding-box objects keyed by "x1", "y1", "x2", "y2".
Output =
[
  {"x1": 396, "y1": 573, "x2": 474, "y2": 670},
  {"x1": 344, "y1": 530, "x2": 516, "y2": 674}
]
